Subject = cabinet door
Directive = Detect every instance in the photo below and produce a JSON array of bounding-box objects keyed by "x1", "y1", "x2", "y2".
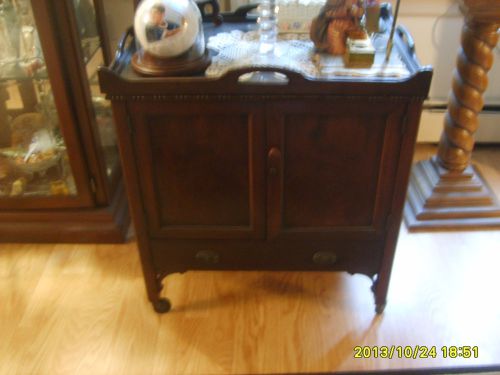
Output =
[
  {"x1": 267, "y1": 100, "x2": 406, "y2": 240},
  {"x1": 130, "y1": 101, "x2": 266, "y2": 239}
]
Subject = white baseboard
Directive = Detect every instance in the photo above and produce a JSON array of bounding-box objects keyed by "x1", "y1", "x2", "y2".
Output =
[{"x1": 417, "y1": 110, "x2": 500, "y2": 143}]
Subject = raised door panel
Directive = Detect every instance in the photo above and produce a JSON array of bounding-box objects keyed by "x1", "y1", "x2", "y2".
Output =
[
  {"x1": 267, "y1": 100, "x2": 406, "y2": 240},
  {"x1": 130, "y1": 101, "x2": 266, "y2": 239}
]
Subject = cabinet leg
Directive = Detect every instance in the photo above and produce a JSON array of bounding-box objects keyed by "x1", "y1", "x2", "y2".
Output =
[
  {"x1": 371, "y1": 275, "x2": 386, "y2": 314},
  {"x1": 143, "y1": 273, "x2": 171, "y2": 313},
  {"x1": 151, "y1": 274, "x2": 171, "y2": 313},
  {"x1": 152, "y1": 297, "x2": 172, "y2": 313}
]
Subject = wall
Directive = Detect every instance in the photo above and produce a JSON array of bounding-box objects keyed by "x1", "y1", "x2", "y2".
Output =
[
  {"x1": 384, "y1": 0, "x2": 500, "y2": 142},
  {"x1": 100, "y1": 0, "x2": 135, "y2": 57}
]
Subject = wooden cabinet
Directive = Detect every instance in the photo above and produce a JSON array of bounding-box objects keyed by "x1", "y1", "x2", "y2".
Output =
[
  {"x1": 99, "y1": 21, "x2": 432, "y2": 312},
  {"x1": 0, "y1": 1, "x2": 129, "y2": 242}
]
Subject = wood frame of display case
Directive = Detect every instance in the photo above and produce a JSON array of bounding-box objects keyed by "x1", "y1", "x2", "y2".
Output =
[
  {"x1": 0, "y1": 0, "x2": 129, "y2": 243},
  {"x1": 49, "y1": 0, "x2": 122, "y2": 206}
]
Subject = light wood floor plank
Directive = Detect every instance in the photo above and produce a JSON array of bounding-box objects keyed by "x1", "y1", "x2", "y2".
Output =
[{"x1": 1, "y1": 145, "x2": 499, "y2": 374}]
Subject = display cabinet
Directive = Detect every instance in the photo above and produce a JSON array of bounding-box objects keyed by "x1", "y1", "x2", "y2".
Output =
[{"x1": 0, "y1": 0, "x2": 129, "y2": 243}]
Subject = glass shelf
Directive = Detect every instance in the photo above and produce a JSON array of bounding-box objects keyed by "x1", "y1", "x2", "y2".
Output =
[{"x1": 0, "y1": 0, "x2": 76, "y2": 198}]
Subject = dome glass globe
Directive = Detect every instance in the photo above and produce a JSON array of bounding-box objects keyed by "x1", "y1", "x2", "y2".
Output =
[{"x1": 134, "y1": 0, "x2": 204, "y2": 58}]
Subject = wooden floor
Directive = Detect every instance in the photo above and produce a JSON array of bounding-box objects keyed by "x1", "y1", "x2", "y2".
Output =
[{"x1": 1, "y1": 145, "x2": 500, "y2": 375}]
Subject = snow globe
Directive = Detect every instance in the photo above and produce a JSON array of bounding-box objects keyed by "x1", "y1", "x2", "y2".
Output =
[{"x1": 132, "y1": 0, "x2": 210, "y2": 76}]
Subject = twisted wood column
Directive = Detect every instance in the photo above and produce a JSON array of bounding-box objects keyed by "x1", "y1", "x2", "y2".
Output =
[
  {"x1": 438, "y1": 19, "x2": 499, "y2": 171},
  {"x1": 405, "y1": 0, "x2": 500, "y2": 231}
]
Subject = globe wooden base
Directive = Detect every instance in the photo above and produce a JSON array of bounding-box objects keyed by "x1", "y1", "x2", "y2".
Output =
[
  {"x1": 131, "y1": 50, "x2": 211, "y2": 77},
  {"x1": 404, "y1": 157, "x2": 500, "y2": 231}
]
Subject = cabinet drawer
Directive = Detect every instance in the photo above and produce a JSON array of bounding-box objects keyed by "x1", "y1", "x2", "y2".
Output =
[{"x1": 150, "y1": 239, "x2": 383, "y2": 277}]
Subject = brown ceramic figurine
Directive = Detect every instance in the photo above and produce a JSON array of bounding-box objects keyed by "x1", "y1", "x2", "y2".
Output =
[
  {"x1": 310, "y1": 0, "x2": 365, "y2": 55},
  {"x1": 365, "y1": 0, "x2": 380, "y2": 34}
]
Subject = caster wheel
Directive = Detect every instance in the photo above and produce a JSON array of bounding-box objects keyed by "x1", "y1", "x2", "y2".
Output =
[
  {"x1": 375, "y1": 303, "x2": 386, "y2": 314},
  {"x1": 153, "y1": 298, "x2": 171, "y2": 313}
]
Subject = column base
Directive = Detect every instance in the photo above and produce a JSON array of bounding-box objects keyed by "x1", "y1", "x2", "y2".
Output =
[{"x1": 404, "y1": 157, "x2": 500, "y2": 231}]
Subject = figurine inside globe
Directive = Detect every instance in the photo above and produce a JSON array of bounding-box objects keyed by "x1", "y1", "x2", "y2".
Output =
[{"x1": 132, "y1": 0, "x2": 210, "y2": 76}]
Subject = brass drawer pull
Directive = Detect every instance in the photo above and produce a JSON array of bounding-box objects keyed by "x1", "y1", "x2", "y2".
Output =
[
  {"x1": 312, "y1": 251, "x2": 337, "y2": 265},
  {"x1": 195, "y1": 250, "x2": 220, "y2": 264}
]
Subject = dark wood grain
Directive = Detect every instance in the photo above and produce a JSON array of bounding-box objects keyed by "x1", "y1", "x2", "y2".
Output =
[
  {"x1": 130, "y1": 101, "x2": 266, "y2": 239},
  {"x1": 272, "y1": 101, "x2": 402, "y2": 235}
]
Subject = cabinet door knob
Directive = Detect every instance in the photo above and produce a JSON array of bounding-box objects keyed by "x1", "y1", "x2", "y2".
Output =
[{"x1": 312, "y1": 251, "x2": 337, "y2": 265}]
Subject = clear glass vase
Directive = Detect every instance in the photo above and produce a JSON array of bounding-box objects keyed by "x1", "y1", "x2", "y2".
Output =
[{"x1": 258, "y1": 0, "x2": 278, "y2": 55}]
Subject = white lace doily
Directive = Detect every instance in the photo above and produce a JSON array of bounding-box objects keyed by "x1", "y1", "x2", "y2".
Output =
[
  {"x1": 206, "y1": 30, "x2": 411, "y2": 80},
  {"x1": 207, "y1": 30, "x2": 317, "y2": 78}
]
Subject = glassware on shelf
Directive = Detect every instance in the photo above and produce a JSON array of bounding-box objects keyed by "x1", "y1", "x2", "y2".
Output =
[
  {"x1": 0, "y1": 0, "x2": 77, "y2": 198},
  {"x1": 0, "y1": 0, "x2": 20, "y2": 61}
]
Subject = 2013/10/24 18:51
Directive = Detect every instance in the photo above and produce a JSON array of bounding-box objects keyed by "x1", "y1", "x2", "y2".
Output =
[{"x1": 353, "y1": 345, "x2": 479, "y2": 359}]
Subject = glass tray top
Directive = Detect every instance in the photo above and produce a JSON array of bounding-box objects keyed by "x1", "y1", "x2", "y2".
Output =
[{"x1": 206, "y1": 30, "x2": 410, "y2": 80}]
